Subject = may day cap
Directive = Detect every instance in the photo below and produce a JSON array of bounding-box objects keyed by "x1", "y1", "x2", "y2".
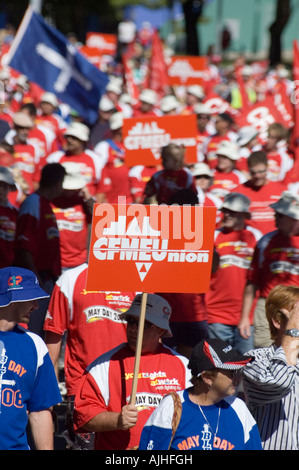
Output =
[
  {"x1": 216, "y1": 140, "x2": 240, "y2": 161},
  {"x1": 98, "y1": 95, "x2": 115, "y2": 112},
  {"x1": 119, "y1": 293, "x2": 172, "y2": 337},
  {"x1": 0, "y1": 267, "x2": 49, "y2": 307},
  {"x1": 61, "y1": 161, "x2": 86, "y2": 190},
  {"x1": 188, "y1": 338, "x2": 253, "y2": 377},
  {"x1": 270, "y1": 191, "x2": 299, "y2": 220},
  {"x1": 0, "y1": 166, "x2": 17, "y2": 191},
  {"x1": 64, "y1": 122, "x2": 90, "y2": 142},
  {"x1": 221, "y1": 192, "x2": 251, "y2": 217}
]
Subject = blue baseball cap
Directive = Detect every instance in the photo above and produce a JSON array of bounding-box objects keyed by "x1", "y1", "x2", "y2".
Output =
[{"x1": 0, "y1": 267, "x2": 49, "y2": 307}]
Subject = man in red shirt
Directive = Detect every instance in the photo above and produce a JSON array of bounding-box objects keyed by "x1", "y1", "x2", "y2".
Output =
[
  {"x1": 44, "y1": 263, "x2": 136, "y2": 449},
  {"x1": 47, "y1": 122, "x2": 102, "y2": 198},
  {"x1": 14, "y1": 163, "x2": 66, "y2": 338},
  {"x1": 6, "y1": 112, "x2": 41, "y2": 195},
  {"x1": 73, "y1": 294, "x2": 191, "y2": 450},
  {"x1": 209, "y1": 140, "x2": 247, "y2": 200},
  {"x1": 239, "y1": 191, "x2": 299, "y2": 348},
  {"x1": 205, "y1": 192, "x2": 262, "y2": 354},
  {"x1": 202, "y1": 112, "x2": 238, "y2": 169},
  {"x1": 143, "y1": 142, "x2": 197, "y2": 205},
  {"x1": 235, "y1": 151, "x2": 286, "y2": 235}
]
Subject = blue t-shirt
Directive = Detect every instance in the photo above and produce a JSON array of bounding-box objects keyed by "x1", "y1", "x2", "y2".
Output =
[
  {"x1": 0, "y1": 325, "x2": 61, "y2": 450},
  {"x1": 139, "y1": 388, "x2": 262, "y2": 450}
]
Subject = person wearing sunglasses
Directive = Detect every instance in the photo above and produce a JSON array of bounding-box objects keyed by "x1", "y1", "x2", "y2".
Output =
[
  {"x1": 139, "y1": 338, "x2": 262, "y2": 450},
  {"x1": 73, "y1": 293, "x2": 191, "y2": 450}
]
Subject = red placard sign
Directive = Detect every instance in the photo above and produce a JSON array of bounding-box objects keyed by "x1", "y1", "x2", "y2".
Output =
[
  {"x1": 122, "y1": 114, "x2": 198, "y2": 167},
  {"x1": 86, "y1": 203, "x2": 217, "y2": 293},
  {"x1": 86, "y1": 32, "x2": 117, "y2": 55},
  {"x1": 167, "y1": 55, "x2": 208, "y2": 85}
]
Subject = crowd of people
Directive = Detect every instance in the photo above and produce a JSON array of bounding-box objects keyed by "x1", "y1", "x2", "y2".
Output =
[{"x1": 0, "y1": 20, "x2": 299, "y2": 451}]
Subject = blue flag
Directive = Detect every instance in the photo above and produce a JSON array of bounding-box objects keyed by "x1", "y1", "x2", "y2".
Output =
[{"x1": 7, "y1": 7, "x2": 109, "y2": 124}]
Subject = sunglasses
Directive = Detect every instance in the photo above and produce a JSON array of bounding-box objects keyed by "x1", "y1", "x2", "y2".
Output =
[{"x1": 125, "y1": 315, "x2": 153, "y2": 329}]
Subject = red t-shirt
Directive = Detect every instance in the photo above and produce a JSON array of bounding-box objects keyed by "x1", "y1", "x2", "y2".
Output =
[
  {"x1": 13, "y1": 143, "x2": 41, "y2": 194},
  {"x1": 234, "y1": 180, "x2": 286, "y2": 234},
  {"x1": 205, "y1": 226, "x2": 262, "y2": 325},
  {"x1": 209, "y1": 169, "x2": 246, "y2": 200},
  {"x1": 51, "y1": 203, "x2": 91, "y2": 269},
  {"x1": 73, "y1": 342, "x2": 191, "y2": 450},
  {"x1": 44, "y1": 264, "x2": 136, "y2": 396},
  {"x1": 247, "y1": 230, "x2": 299, "y2": 297},
  {"x1": 15, "y1": 192, "x2": 61, "y2": 277}
]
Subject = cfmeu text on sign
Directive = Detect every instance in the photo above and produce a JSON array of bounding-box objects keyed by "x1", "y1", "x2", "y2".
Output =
[{"x1": 86, "y1": 199, "x2": 216, "y2": 293}]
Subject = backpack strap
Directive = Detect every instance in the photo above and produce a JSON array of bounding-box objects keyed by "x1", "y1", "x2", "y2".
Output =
[{"x1": 167, "y1": 391, "x2": 182, "y2": 450}]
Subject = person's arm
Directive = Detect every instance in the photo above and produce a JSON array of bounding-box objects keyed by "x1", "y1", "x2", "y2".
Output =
[
  {"x1": 82, "y1": 404, "x2": 138, "y2": 432},
  {"x1": 28, "y1": 409, "x2": 54, "y2": 450},
  {"x1": 238, "y1": 281, "x2": 257, "y2": 339},
  {"x1": 44, "y1": 331, "x2": 63, "y2": 379}
]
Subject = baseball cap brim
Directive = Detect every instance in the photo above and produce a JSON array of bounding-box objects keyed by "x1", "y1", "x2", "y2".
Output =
[
  {"x1": 0, "y1": 267, "x2": 49, "y2": 307},
  {"x1": 188, "y1": 339, "x2": 253, "y2": 376},
  {"x1": 119, "y1": 294, "x2": 173, "y2": 337}
]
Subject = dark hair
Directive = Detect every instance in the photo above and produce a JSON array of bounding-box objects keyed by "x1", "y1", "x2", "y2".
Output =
[
  {"x1": 39, "y1": 163, "x2": 66, "y2": 188},
  {"x1": 248, "y1": 150, "x2": 268, "y2": 168},
  {"x1": 218, "y1": 112, "x2": 234, "y2": 125},
  {"x1": 170, "y1": 188, "x2": 199, "y2": 205},
  {"x1": 20, "y1": 102, "x2": 37, "y2": 117}
]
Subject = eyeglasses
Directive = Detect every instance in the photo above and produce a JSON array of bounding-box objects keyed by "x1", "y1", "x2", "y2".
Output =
[{"x1": 125, "y1": 315, "x2": 153, "y2": 329}]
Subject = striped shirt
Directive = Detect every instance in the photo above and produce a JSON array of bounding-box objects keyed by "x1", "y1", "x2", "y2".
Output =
[{"x1": 242, "y1": 345, "x2": 299, "y2": 450}]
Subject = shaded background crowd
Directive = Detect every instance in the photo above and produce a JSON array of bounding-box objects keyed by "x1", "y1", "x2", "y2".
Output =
[{"x1": 0, "y1": 6, "x2": 299, "y2": 451}]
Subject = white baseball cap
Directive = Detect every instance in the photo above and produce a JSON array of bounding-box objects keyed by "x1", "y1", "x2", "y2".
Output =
[
  {"x1": 109, "y1": 112, "x2": 123, "y2": 130},
  {"x1": 187, "y1": 85, "x2": 205, "y2": 99},
  {"x1": 237, "y1": 126, "x2": 259, "y2": 147},
  {"x1": 119, "y1": 293, "x2": 172, "y2": 337},
  {"x1": 98, "y1": 95, "x2": 115, "y2": 112},
  {"x1": 216, "y1": 141, "x2": 240, "y2": 161},
  {"x1": 193, "y1": 103, "x2": 212, "y2": 115},
  {"x1": 139, "y1": 89, "x2": 157, "y2": 105},
  {"x1": 61, "y1": 161, "x2": 86, "y2": 190},
  {"x1": 192, "y1": 162, "x2": 213, "y2": 178},
  {"x1": 160, "y1": 95, "x2": 179, "y2": 113},
  {"x1": 13, "y1": 112, "x2": 34, "y2": 128},
  {"x1": 64, "y1": 122, "x2": 90, "y2": 142},
  {"x1": 41, "y1": 92, "x2": 58, "y2": 107}
]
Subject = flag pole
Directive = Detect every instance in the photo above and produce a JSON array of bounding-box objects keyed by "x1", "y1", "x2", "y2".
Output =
[{"x1": 130, "y1": 292, "x2": 148, "y2": 406}]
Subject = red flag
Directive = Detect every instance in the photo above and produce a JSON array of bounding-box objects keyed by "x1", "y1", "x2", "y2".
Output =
[
  {"x1": 122, "y1": 42, "x2": 140, "y2": 105},
  {"x1": 144, "y1": 29, "x2": 169, "y2": 97}
]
